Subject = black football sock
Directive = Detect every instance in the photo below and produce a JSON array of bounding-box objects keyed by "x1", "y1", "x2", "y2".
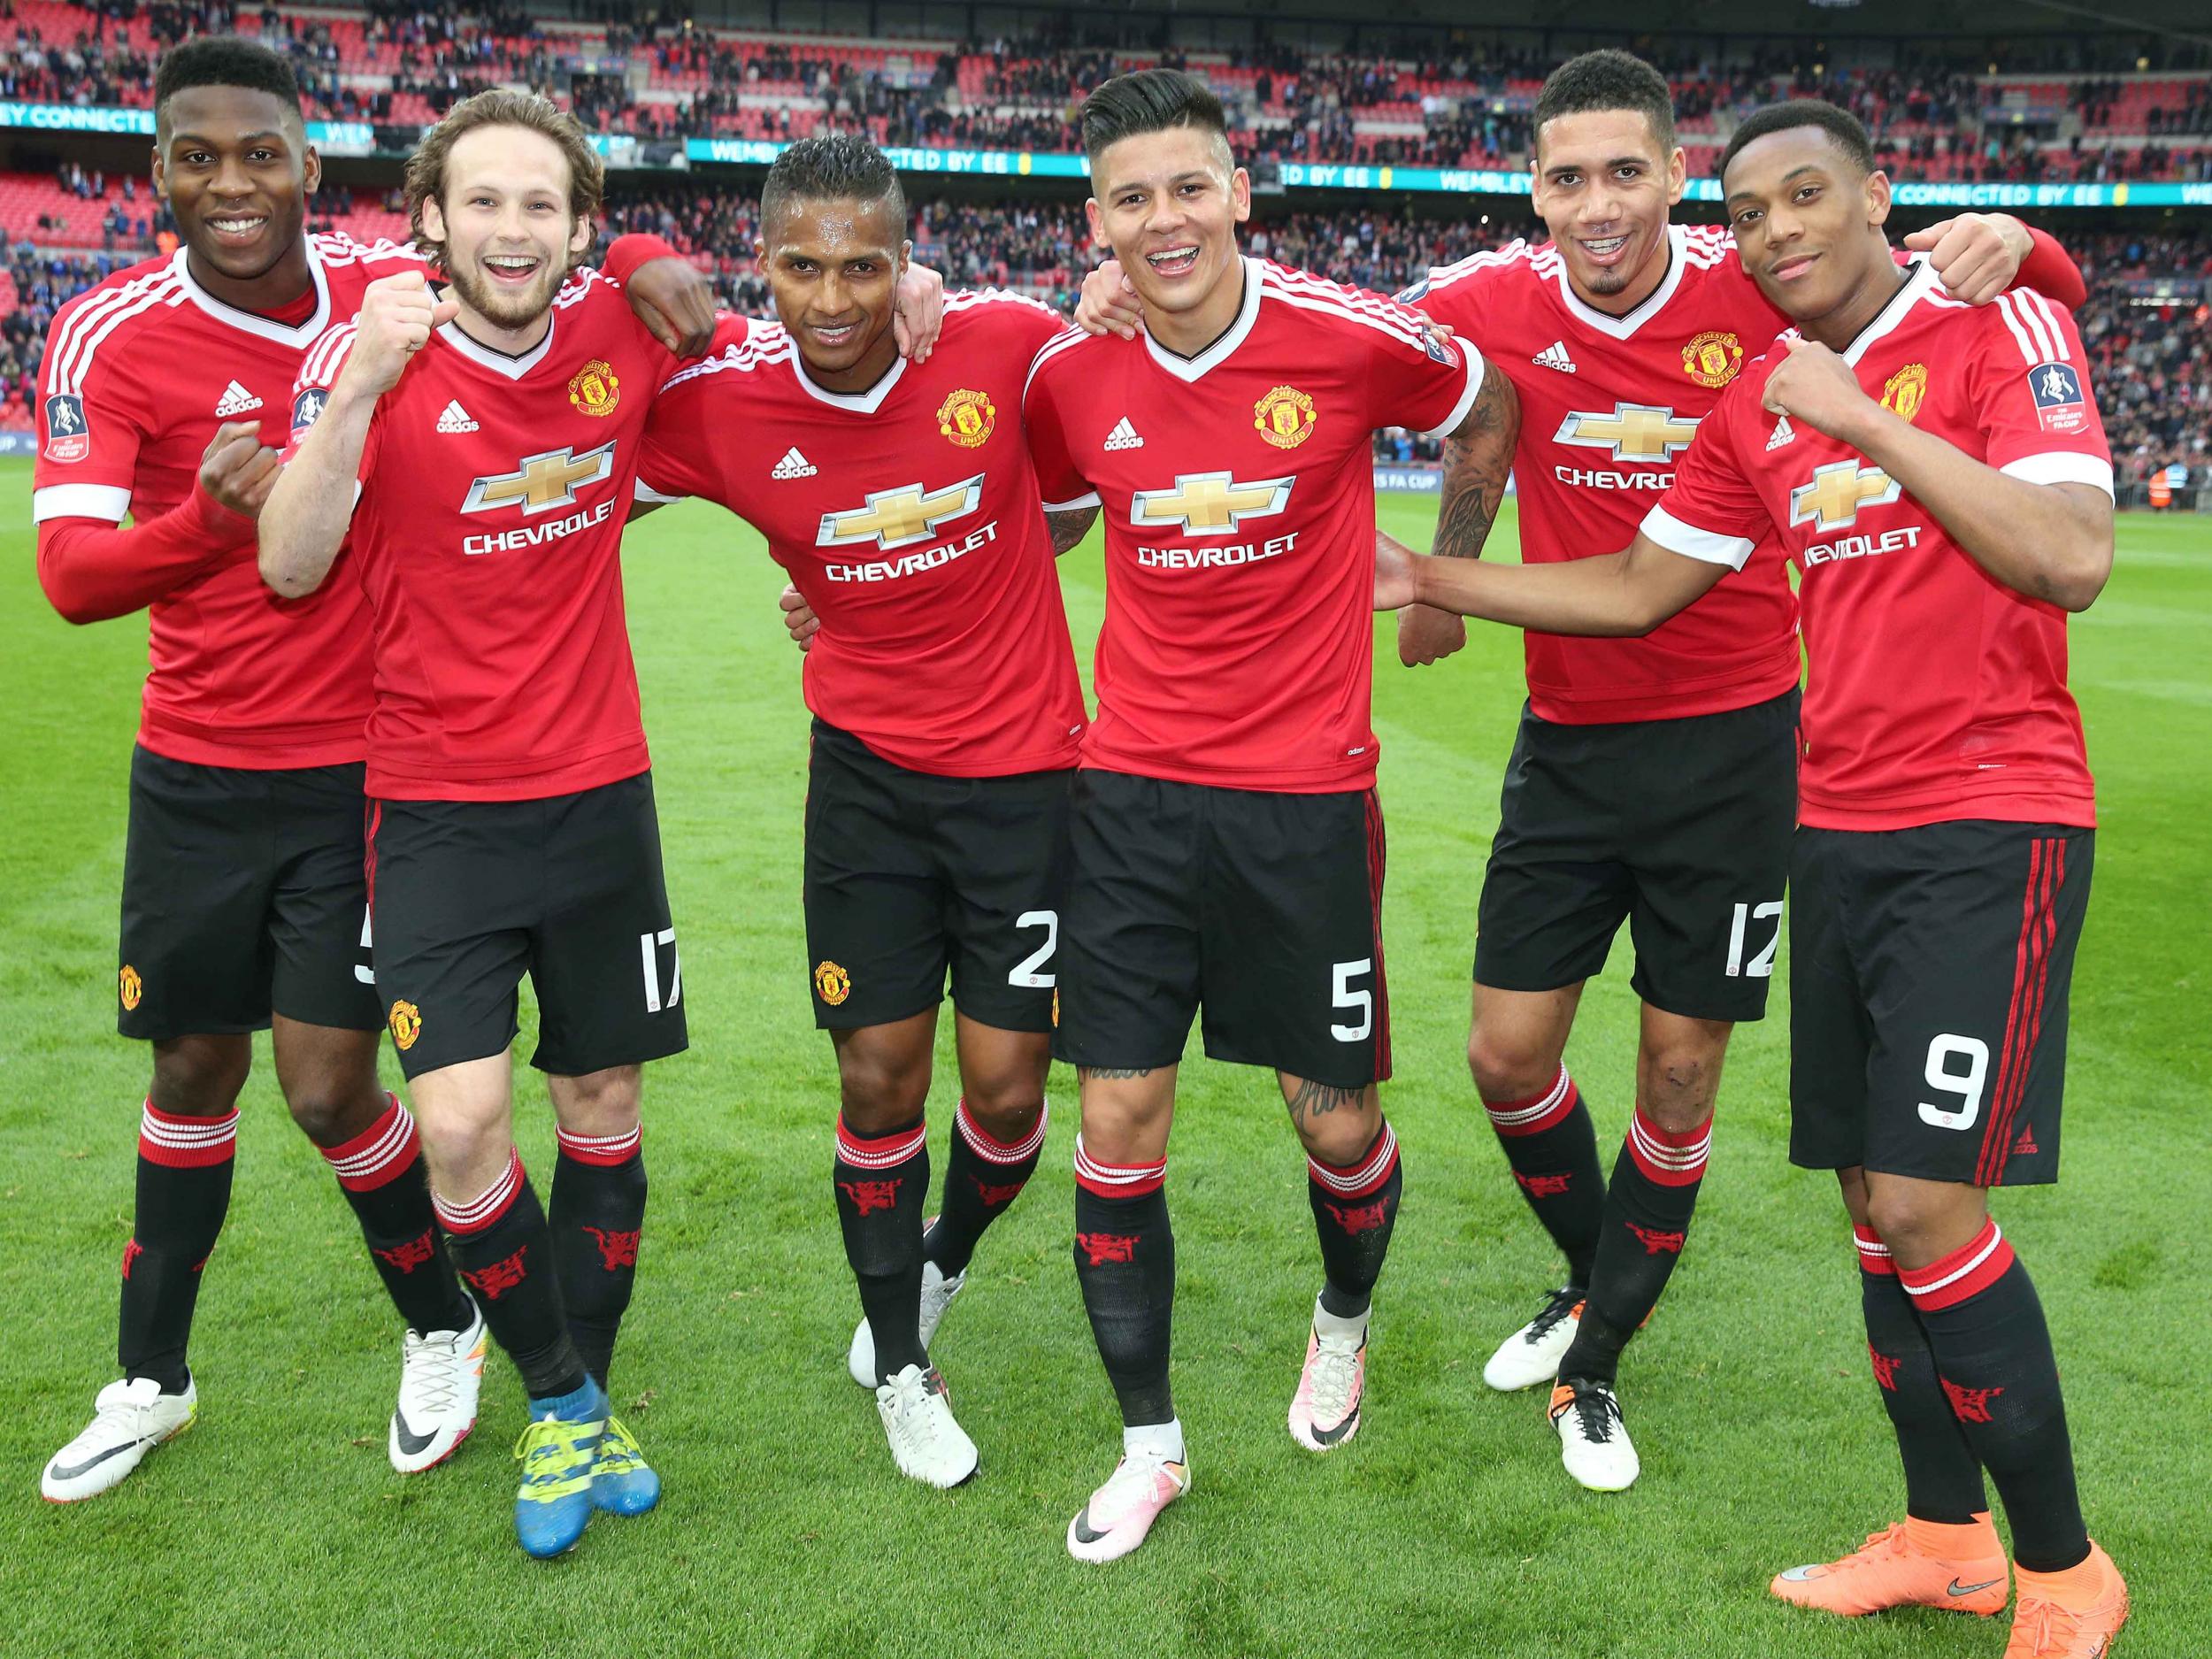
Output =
[
  {"x1": 926, "y1": 1095, "x2": 1046, "y2": 1279},
  {"x1": 434, "y1": 1151, "x2": 586, "y2": 1401},
  {"x1": 1900, "y1": 1219, "x2": 2089, "y2": 1573},
  {"x1": 1481, "y1": 1066, "x2": 1605, "y2": 1286},
  {"x1": 833, "y1": 1115, "x2": 930, "y2": 1383},
  {"x1": 549, "y1": 1124, "x2": 648, "y2": 1391},
  {"x1": 318, "y1": 1092, "x2": 473, "y2": 1335},
  {"x1": 119, "y1": 1100, "x2": 238, "y2": 1394},
  {"x1": 1854, "y1": 1225, "x2": 1989, "y2": 1525},
  {"x1": 1560, "y1": 1104, "x2": 1710, "y2": 1385},
  {"x1": 1072, "y1": 1136, "x2": 1176, "y2": 1427},
  {"x1": 1306, "y1": 1121, "x2": 1402, "y2": 1319}
]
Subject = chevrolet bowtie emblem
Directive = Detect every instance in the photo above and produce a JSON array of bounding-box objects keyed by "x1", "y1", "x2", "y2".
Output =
[
  {"x1": 816, "y1": 475, "x2": 985, "y2": 550},
  {"x1": 1129, "y1": 471, "x2": 1294, "y2": 534},
  {"x1": 1554, "y1": 403, "x2": 1701, "y2": 462},
  {"x1": 1790, "y1": 460, "x2": 1901, "y2": 531},
  {"x1": 460, "y1": 441, "x2": 618, "y2": 515}
]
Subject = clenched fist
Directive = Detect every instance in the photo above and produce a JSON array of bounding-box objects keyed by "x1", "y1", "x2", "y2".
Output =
[
  {"x1": 199, "y1": 419, "x2": 281, "y2": 518},
  {"x1": 339, "y1": 270, "x2": 459, "y2": 397}
]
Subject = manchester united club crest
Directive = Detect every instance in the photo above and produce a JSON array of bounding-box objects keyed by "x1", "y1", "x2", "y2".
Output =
[
  {"x1": 1680, "y1": 330, "x2": 1744, "y2": 389},
  {"x1": 119, "y1": 964, "x2": 142, "y2": 1011},
  {"x1": 936, "y1": 387, "x2": 996, "y2": 448},
  {"x1": 568, "y1": 358, "x2": 621, "y2": 418},
  {"x1": 388, "y1": 999, "x2": 422, "y2": 1051},
  {"x1": 1253, "y1": 384, "x2": 1317, "y2": 449},
  {"x1": 1880, "y1": 363, "x2": 1929, "y2": 424},
  {"x1": 814, "y1": 960, "x2": 851, "y2": 1005}
]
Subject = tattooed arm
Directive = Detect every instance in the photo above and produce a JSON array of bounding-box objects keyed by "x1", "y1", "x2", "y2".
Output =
[
  {"x1": 1395, "y1": 359, "x2": 1521, "y2": 666},
  {"x1": 1048, "y1": 505, "x2": 1100, "y2": 556}
]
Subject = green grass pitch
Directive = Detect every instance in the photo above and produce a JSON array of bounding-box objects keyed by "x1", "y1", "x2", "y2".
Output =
[{"x1": 2, "y1": 459, "x2": 2206, "y2": 1657}]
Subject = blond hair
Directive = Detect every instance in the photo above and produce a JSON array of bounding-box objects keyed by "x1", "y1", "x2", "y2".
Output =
[{"x1": 404, "y1": 89, "x2": 604, "y2": 275}]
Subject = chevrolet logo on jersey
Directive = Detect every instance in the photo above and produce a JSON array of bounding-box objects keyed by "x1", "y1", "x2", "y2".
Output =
[
  {"x1": 1790, "y1": 461, "x2": 1903, "y2": 532},
  {"x1": 817, "y1": 475, "x2": 985, "y2": 551},
  {"x1": 1555, "y1": 403, "x2": 1701, "y2": 462},
  {"x1": 1129, "y1": 472, "x2": 1294, "y2": 535},
  {"x1": 462, "y1": 442, "x2": 618, "y2": 516}
]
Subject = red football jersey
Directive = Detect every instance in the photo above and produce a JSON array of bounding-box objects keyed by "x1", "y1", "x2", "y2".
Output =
[
  {"x1": 637, "y1": 290, "x2": 1087, "y2": 777},
  {"x1": 288, "y1": 271, "x2": 680, "y2": 802},
  {"x1": 1025, "y1": 257, "x2": 1479, "y2": 792},
  {"x1": 1643, "y1": 262, "x2": 2108, "y2": 831},
  {"x1": 33, "y1": 234, "x2": 422, "y2": 767},
  {"x1": 1406, "y1": 224, "x2": 1802, "y2": 726}
]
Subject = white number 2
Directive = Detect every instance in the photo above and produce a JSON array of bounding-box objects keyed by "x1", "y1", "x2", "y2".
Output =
[
  {"x1": 1009, "y1": 910, "x2": 1058, "y2": 987},
  {"x1": 1917, "y1": 1033, "x2": 1991, "y2": 1130},
  {"x1": 1331, "y1": 958, "x2": 1373, "y2": 1042},
  {"x1": 1724, "y1": 900, "x2": 1784, "y2": 978},
  {"x1": 639, "y1": 927, "x2": 681, "y2": 1013}
]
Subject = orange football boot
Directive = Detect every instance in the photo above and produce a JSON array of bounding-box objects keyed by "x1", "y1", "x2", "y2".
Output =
[
  {"x1": 1770, "y1": 1514, "x2": 2009, "y2": 1617},
  {"x1": 2003, "y1": 1541, "x2": 2128, "y2": 1657}
]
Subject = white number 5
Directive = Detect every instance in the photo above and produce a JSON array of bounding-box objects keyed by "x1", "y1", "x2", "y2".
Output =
[
  {"x1": 1331, "y1": 958, "x2": 1373, "y2": 1042},
  {"x1": 1917, "y1": 1033, "x2": 1990, "y2": 1130}
]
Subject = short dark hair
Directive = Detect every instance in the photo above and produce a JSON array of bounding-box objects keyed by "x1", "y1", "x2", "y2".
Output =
[
  {"x1": 1532, "y1": 50, "x2": 1674, "y2": 157},
  {"x1": 1079, "y1": 68, "x2": 1231, "y2": 167},
  {"x1": 153, "y1": 36, "x2": 303, "y2": 133},
  {"x1": 1719, "y1": 99, "x2": 1876, "y2": 183},
  {"x1": 761, "y1": 134, "x2": 908, "y2": 239}
]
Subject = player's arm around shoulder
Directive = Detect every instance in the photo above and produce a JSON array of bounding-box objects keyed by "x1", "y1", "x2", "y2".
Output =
[
  {"x1": 1761, "y1": 319, "x2": 2113, "y2": 612},
  {"x1": 1395, "y1": 356, "x2": 1522, "y2": 664},
  {"x1": 261, "y1": 272, "x2": 455, "y2": 598}
]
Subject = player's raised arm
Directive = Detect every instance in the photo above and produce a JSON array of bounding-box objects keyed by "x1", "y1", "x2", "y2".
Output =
[
  {"x1": 261, "y1": 273, "x2": 452, "y2": 597},
  {"x1": 1900, "y1": 214, "x2": 2087, "y2": 310},
  {"x1": 1396, "y1": 359, "x2": 1520, "y2": 664},
  {"x1": 1759, "y1": 333, "x2": 2112, "y2": 611}
]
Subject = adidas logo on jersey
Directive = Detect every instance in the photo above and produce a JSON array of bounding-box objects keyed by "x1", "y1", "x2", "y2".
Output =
[
  {"x1": 1766, "y1": 416, "x2": 1796, "y2": 451},
  {"x1": 212, "y1": 380, "x2": 263, "y2": 416},
  {"x1": 772, "y1": 447, "x2": 818, "y2": 480},
  {"x1": 1532, "y1": 342, "x2": 1578, "y2": 374},
  {"x1": 1103, "y1": 416, "x2": 1144, "y2": 450},
  {"x1": 435, "y1": 400, "x2": 480, "y2": 434}
]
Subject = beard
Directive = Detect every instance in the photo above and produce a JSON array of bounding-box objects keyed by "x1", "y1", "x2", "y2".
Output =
[{"x1": 442, "y1": 250, "x2": 566, "y2": 330}]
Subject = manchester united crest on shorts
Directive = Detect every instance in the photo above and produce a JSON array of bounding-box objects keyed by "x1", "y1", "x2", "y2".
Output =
[
  {"x1": 1881, "y1": 363, "x2": 1929, "y2": 423},
  {"x1": 814, "y1": 960, "x2": 851, "y2": 1005},
  {"x1": 1253, "y1": 384, "x2": 1317, "y2": 449},
  {"x1": 936, "y1": 387, "x2": 996, "y2": 448},
  {"x1": 388, "y1": 1000, "x2": 422, "y2": 1050},
  {"x1": 568, "y1": 358, "x2": 620, "y2": 418},
  {"x1": 119, "y1": 964, "x2": 142, "y2": 1010},
  {"x1": 1680, "y1": 330, "x2": 1744, "y2": 389}
]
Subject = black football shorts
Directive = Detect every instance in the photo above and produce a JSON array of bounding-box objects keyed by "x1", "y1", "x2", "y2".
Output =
[
  {"x1": 1052, "y1": 769, "x2": 1390, "y2": 1092},
  {"x1": 366, "y1": 772, "x2": 687, "y2": 1079},
  {"x1": 802, "y1": 718, "x2": 1072, "y2": 1033},
  {"x1": 1790, "y1": 821, "x2": 2093, "y2": 1188},
  {"x1": 117, "y1": 745, "x2": 381, "y2": 1041},
  {"x1": 1475, "y1": 688, "x2": 1799, "y2": 1022}
]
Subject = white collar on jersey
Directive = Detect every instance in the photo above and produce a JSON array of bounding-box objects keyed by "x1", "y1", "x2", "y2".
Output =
[
  {"x1": 787, "y1": 347, "x2": 909, "y2": 414},
  {"x1": 1839, "y1": 257, "x2": 1939, "y2": 367},
  {"x1": 1141, "y1": 253, "x2": 1264, "y2": 384},
  {"x1": 1550, "y1": 222, "x2": 1691, "y2": 341},
  {"x1": 434, "y1": 311, "x2": 558, "y2": 379},
  {"x1": 170, "y1": 238, "x2": 332, "y2": 344}
]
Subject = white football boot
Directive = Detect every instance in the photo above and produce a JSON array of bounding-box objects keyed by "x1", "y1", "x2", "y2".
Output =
[
  {"x1": 1548, "y1": 1378, "x2": 1640, "y2": 1492},
  {"x1": 1067, "y1": 1428, "x2": 1189, "y2": 1563},
  {"x1": 389, "y1": 1299, "x2": 488, "y2": 1473},
  {"x1": 874, "y1": 1363, "x2": 979, "y2": 1488},
  {"x1": 1481, "y1": 1286, "x2": 1584, "y2": 1392},
  {"x1": 42, "y1": 1375, "x2": 198, "y2": 1502}
]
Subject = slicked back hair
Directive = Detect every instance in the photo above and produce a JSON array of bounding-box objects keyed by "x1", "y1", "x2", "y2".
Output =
[
  {"x1": 1079, "y1": 68, "x2": 1233, "y2": 171},
  {"x1": 1532, "y1": 50, "x2": 1675, "y2": 159},
  {"x1": 403, "y1": 88, "x2": 604, "y2": 277},
  {"x1": 153, "y1": 36, "x2": 303, "y2": 137},
  {"x1": 761, "y1": 134, "x2": 909, "y2": 240},
  {"x1": 1720, "y1": 99, "x2": 1877, "y2": 184}
]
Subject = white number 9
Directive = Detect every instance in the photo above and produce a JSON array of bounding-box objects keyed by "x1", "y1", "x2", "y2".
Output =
[{"x1": 1917, "y1": 1033, "x2": 1990, "y2": 1130}]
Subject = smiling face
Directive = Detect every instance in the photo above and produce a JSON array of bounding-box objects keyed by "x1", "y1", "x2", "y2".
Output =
[
  {"x1": 153, "y1": 84, "x2": 318, "y2": 288},
  {"x1": 758, "y1": 193, "x2": 908, "y2": 387},
  {"x1": 1723, "y1": 125, "x2": 1893, "y2": 328},
  {"x1": 419, "y1": 124, "x2": 593, "y2": 333},
  {"x1": 1530, "y1": 108, "x2": 1684, "y2": 311},
  {"x1": 1087, "y1": 123, "x2": 1249, "y2": 336}
]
